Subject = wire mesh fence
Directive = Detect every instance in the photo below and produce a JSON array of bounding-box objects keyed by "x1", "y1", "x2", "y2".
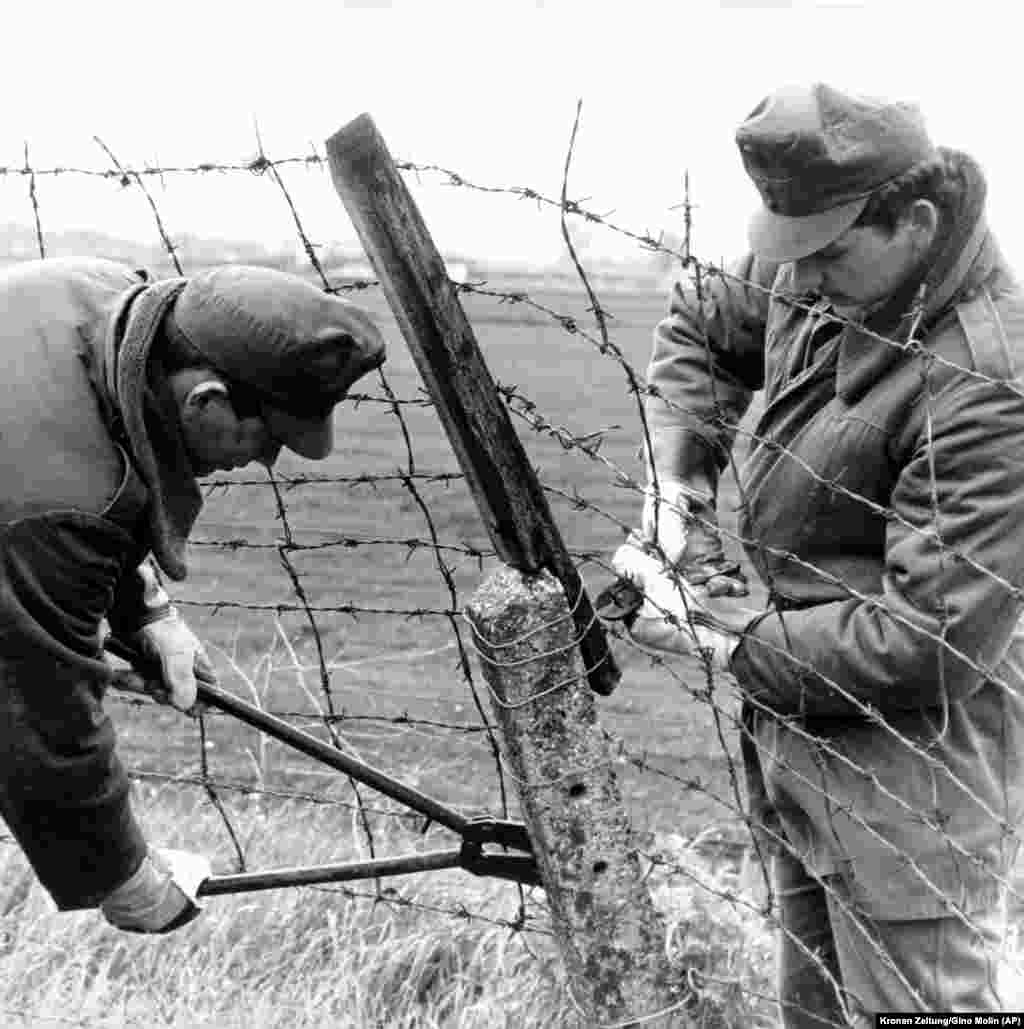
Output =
[{"x1": 1, "y1": 117, "x2": 1023, "y2": 1027}]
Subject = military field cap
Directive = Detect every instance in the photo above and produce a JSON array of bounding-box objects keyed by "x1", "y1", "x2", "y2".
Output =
[
  {"x1": 167, "y1": 265, "x2": 386, "y2": 459},
  {"x1": 736, "y1": 83, "x2": 937, "y2": 262}
]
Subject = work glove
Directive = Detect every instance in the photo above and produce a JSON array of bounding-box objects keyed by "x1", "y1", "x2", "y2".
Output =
[
  {"x1": 610, "y1": 543, "x2": 756, "y2": 672},
  {"x1": 641, "y1": 478, "x2": 748, "y2": 598},
  {"x1": 125, "y1": 607, "x2": 217, "y2": 711},
  {"x1": 100, "y1": 847, "x2": 211, "y2": 934}
]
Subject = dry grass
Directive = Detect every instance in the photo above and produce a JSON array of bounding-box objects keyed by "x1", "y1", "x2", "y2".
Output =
[
  {"x1": 1, "y1": 626, "x2": 779, "y2": 1028},
  {"x1": 0, "y1": 792, "x2": 566, "y2": 1029},
  {"x1": 0, "y1": 786, "x2": 783, "y2": 1029}
]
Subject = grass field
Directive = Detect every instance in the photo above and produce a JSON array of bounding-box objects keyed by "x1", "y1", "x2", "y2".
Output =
[{"x1": 0, "y1": 789, "x2": 779, "y2": 1028}]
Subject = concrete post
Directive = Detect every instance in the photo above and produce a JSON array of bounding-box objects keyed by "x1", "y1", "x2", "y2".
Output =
[{"x1": 467, "y1": 565, "x2": 690, "y2": 1028}]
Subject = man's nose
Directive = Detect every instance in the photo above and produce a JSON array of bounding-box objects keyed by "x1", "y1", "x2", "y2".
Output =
[
  {"x1": 355, "y1": 328, "x2": 386, "y2": 371},
  {"x1": 334, "y1": 329, "x2": 387, "y2": 391},
  {"x1": 791, "y1": 255, "x2": 824, "y2": 294}
]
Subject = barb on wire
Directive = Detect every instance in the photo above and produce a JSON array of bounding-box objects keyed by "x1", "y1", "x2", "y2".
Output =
[
  {"x1": 253, "y1": 120, "x2": 331, "y2": 290},
  {"x1": 23, "y1": 142, "x2": 44, "y2": 258},
  {"x1": 93, "y1": 135, "x2": 183, "y2": 274}
]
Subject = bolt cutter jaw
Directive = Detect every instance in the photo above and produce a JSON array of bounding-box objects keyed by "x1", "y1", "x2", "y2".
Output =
[
  {"x1": 458, "y1": 817, "x2": 539, "y2": 886},
  {"x1": 461, "y1": 816, "x2": 533, "y2": 854},
  {"x1": 459, "y1": 841, "x2": 541, "y2": 886}
]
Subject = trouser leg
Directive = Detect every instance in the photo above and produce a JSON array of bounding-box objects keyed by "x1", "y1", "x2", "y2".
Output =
[
  {"x1": 824, "y1": 884, "x2": 1009, "y2": 1021},
  {"x1": 773, "y1": 851, "x2": 847, "y2": 1029}
]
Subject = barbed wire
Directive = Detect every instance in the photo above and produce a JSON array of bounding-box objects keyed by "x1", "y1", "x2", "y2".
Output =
[{"x1": 3, "y1": 131, "x2": 1023, "y2": 1027}]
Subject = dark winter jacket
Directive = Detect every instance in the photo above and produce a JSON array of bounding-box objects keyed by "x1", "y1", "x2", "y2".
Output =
[{"x1": 647, "y1": 185, "x2": 1024, "y2": 917}]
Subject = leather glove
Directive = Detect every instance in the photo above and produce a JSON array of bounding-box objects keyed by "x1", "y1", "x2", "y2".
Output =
[
  {"x1": 125, "y1": 607, "x2": 216, "y2": 711},
  {"x1": 610, "y1": 543, "x2": 756, "y2": 671},
  {"x1": 100, "y1": 847, "x2": 211, "y2": 934},
  {"x1": 641, "y1": 479, "x2": 747, "y2": 598}
]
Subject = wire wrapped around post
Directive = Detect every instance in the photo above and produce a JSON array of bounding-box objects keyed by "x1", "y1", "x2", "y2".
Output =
[{"x1": 467, "y1": 565, "x2": 692, "y2": 1028}]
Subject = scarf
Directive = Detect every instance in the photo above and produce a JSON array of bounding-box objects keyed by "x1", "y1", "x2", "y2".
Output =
[{"x1": 97, "y1": 279, "x2": 203, "y2": 581}]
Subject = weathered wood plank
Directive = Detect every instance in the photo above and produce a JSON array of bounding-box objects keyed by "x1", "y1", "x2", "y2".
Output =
[{"x1": 326, "y1": 113, "x2": 619, "y2": 695}]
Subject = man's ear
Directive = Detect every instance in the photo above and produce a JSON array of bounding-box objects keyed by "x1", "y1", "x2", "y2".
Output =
[
  {"x1": 905, "y1": 198, "x2": 939, "y2": 253},
  {"x1": 166, "y1": 368, "x2": 229, "y2": 416},
  {"x1": 179, "y1": 382, "x2": 234, "y2": 440},
  {"x1": 183, "y1": 381, "x2": 230, "y2": 410}
]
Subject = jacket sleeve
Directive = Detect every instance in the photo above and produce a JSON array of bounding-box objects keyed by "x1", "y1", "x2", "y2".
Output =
[
  {"x1": 107, "y1": 556, "x2": 173, "y2": 636},
  {"x1": 645, "y1": 253, "x2": 775, "y2": 490},
  {"x1": 730, "y1": 373, "x2": 1024, "y2": 717}
]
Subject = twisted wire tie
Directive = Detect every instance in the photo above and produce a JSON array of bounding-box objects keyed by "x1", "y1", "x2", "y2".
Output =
[
  {"x1": 476, "y1": 645, "x2": 611, "y2": 711},
  {"x1": 461, "y1": 581, "x2": 587, "y2": 650},
  {"x1": 467, "y1": 608, "x2": 600, "y2": 670}
]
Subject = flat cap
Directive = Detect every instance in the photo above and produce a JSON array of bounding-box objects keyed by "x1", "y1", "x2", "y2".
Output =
[
  {"x1": 736, "y1": 83, "x2": 937, "y2": 261},
  {"x1": 169, "y1": 265, "x2": 386, "y2": 458}
]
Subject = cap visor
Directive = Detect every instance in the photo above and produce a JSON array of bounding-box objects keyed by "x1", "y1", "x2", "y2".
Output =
[
  {"x1": 262, "y1": 404, "x2": 334, "y2": 460},
  {"x1": 747, "y1": 195, "x2": 869, "y2": 262}
]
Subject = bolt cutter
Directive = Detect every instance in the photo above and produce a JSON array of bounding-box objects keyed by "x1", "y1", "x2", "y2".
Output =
[{"x1": 104, "y1": 637, "x2": 540, "y2": 895}]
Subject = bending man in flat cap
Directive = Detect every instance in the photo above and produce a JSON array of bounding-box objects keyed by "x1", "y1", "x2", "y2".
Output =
[
  {"x1": 0, "y1": 258, "x2": 385, "y2": 934},
  {"x1": 612, "y1": 83, "x2": 1024, "y2": 1021}
]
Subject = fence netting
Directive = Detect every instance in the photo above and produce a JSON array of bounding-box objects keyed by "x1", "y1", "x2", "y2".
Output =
[{"x1": 1, "y1": 126, "x2": 1022, "y2": 1027}]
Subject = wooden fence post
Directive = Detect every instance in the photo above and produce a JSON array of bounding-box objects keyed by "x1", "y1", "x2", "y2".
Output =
[
  {"x1": 325, "y1": 113, "x2": 618, "y2": 698},
  {"x1": 467, "y1": 565, "x2": 688, "y2": 1027}
]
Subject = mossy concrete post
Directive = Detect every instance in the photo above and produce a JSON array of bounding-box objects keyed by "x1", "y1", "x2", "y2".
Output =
[{"x1": 467, "y1": 565, "x2": 689, "y2": 1028}]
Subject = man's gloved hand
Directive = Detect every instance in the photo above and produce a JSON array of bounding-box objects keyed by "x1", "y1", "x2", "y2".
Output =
[
  {"x1": 610, "y1": 543, "x2": 756, "y2": 671},
  {"x1": 641, "y1": 478, "x2": 691, "y2": 566},
  {"x1": 100, "y1": 847, "x2": 211, "y2": 934},
  {"x1": 641, "y1": 478, "x2": 748, "y2": 599},
  {"x1": 126, "y1": 607, "x2": 217, "y2": 711}
]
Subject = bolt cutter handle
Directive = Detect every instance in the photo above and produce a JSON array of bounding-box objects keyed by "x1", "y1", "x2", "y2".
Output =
[{"x1": 105, "y1": 636, "x2": 541, "y2": 893}]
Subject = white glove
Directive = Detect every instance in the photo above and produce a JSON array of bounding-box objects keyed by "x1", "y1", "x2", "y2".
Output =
[
  {"x1": 640, "y1": 478, "x2": 748, "y2": 598},
  {"x1": 611, "y1": 543, "x2": 752, "y2": 671},
  {"x1": 100, "y1": 847, "x2": 211, "y2": 934},
  {"x1": 127, "y1": 608, "x2": 216, "y2": 711},
  {"x1": 641, "y1": 478, "x2": 691, "y2": 566}
]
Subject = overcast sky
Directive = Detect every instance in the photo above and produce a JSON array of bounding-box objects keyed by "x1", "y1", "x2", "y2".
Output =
[{"x1": 3, "y1": 0, "x2": 1018, "y2": 269}]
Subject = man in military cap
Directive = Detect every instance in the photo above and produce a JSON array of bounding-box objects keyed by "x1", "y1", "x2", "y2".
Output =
[
  {"x1": 612, "y1": 84, "x2": 1024, "y2": 1021},
  {"x1": 0, "y1": 258, "x2": 385, "y2": 933}
]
